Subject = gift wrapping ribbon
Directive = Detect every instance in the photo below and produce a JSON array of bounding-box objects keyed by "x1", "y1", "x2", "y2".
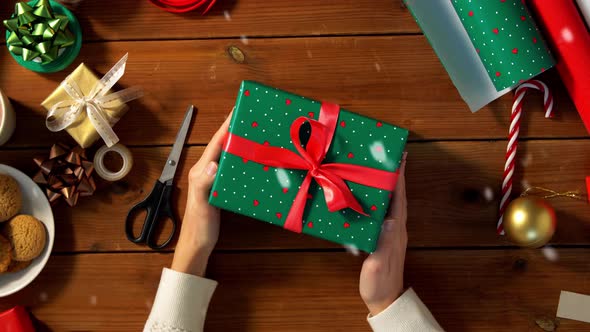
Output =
[
  {"x1": 33, "y1": 143, "x2": 96, "y2": 207},
  {"x1": 46, "y1": 53, "x2": 143, "y2": 147},
  {"x1": 223, "y1": 102, "x2": 399, "y2": 233},
  {"x1": 3, "y1": 0, "x2": 75, "y2": 63},
  {"x1": 149, "y1": 0, "x2": 216, "y2": 13}
]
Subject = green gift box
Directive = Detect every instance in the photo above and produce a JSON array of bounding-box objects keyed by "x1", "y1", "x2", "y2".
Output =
[{"x1": 209, "y1": 81, "x2": 408, "y2": 253}]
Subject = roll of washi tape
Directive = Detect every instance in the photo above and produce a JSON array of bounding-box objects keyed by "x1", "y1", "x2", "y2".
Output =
[
  {"x1": 93, "y1": 144, "x2": 134, "y2": 182},
  {"x1": 149, "y1": 0, "x2": 216, "y2": 14},
  {"x1": 576, "y1": 0, "x2": 590, "y2": 28},
  {"x1": 528, "y1": 0, "x2": 590, "y2": 134},
  {"x1": 0, "y1": 90, "x2": 16, "y2": 146},
  {"x1": 4, "y1": 0, "x2": 83, "y2": 73}
]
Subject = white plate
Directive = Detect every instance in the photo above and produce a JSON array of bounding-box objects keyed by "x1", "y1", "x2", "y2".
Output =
[{"x1": 0, "y1": 164, "x2": 54, "y2": 297}]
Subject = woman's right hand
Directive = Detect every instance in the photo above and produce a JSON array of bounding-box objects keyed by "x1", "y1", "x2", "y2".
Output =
[
  {"x1": 359, "y1": 154, "x2": 408, "y2": 316},
  {"x1": 171, "y1": 113, "x2": 231, "y2": 277}
]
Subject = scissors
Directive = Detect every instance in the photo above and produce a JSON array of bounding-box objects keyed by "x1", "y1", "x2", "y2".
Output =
[{"x1": 125, "y1": 105, "x2": 194, "y2": 249}]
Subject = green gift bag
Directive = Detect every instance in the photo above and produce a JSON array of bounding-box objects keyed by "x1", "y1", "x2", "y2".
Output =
[{"x1": 209, "y1": 81, "x2": 408, "y2": 253}]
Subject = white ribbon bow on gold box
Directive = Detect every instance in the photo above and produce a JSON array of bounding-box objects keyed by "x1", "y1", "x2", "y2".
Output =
[{"x1": 44, "y1": 53, "x2": 143, "y2": 148}]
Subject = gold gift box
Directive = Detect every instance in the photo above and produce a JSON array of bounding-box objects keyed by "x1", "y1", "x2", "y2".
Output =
[{"x1": 41, "y1": 63, "x2": 127, "y2": 148}]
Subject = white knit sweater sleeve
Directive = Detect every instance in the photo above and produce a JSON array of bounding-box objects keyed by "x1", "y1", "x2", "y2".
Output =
[
  {"x1": 144, "y1": 268, "x2": 218, "y2": 332},
  {"x1": 368, "y1": 288, "x2": 444, "y2": 332}
]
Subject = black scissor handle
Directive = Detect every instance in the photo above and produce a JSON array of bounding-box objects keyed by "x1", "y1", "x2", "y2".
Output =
[
  {"x1": 125, "y1": 180, "x2": 177, "y2": 250},
  {"x1": 146, "y1": 182, "x2": 177, "y2": 250}
]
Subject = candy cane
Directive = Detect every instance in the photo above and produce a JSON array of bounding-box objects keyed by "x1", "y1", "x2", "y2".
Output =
[{"x1": 497, "y1": 80, "x2": 554, "y2": 235}]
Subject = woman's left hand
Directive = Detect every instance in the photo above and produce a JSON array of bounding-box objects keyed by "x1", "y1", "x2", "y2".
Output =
[{"x1": 171, "y1": 113, "x2": 231, "y2": 277}]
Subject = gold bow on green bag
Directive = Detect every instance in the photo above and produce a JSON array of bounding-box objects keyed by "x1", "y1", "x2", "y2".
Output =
[{"x1": 3, "y1": 0, "x2": 75, "y2": 64}]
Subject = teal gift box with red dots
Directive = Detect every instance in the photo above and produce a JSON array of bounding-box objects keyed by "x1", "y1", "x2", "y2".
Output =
[{"x1": 209, "y1": 81, "x2": 408, "y2": 253}]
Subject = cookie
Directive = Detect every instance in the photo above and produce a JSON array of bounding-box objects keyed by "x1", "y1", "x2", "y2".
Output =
[
  {"x1": 0, "y1": 234, "x2": 11, "y2": 273},
  {"x1": 0, "y1": 174, "x2": 22, "y2": 222},
  {"x1": 3, "y1": 215, "x2": 46, "y2": 262},
  {"x1": 6, "y1": 259, "x2": 31, "y2": 273}
]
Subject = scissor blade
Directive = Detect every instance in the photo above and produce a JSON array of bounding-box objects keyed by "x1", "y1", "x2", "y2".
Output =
[{"x1": 159, "y1": 105, "x2": 194, "y2": 183}]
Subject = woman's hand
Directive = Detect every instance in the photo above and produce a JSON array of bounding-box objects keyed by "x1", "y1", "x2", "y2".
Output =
[
  {"x1": 171, "y1": 113, "x2": 231, "y2": 277},
  {"x1": 359, "y1": 154, "x2": 408, "y2": 316}
]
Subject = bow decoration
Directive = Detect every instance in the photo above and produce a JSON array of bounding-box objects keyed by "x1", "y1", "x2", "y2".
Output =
[
  {"x1": 3, "y1": 0, "x2": 75, "y2": 63},
  {"x1": 223, "y1": 102, "x2": 400, "y2": 233},
  {"x1": 45, "y1": 53, "x2": 143, "y2": 147},
  {"x1": 33, "y1": 143, "x2": 96, "y2": 207}
]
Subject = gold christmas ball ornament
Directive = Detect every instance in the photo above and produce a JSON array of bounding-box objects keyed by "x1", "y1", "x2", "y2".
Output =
[{"x1": 503, "y1": 197, "x2": 557, "y2": 248}]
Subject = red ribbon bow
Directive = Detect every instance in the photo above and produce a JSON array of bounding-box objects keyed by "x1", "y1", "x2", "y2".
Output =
[{"x1": 224, "y1": 102, "x2": 399, "y2": 233}]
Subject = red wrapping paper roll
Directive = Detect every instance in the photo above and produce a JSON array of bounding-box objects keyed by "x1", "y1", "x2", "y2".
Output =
[{"x1": 528, "y1": 0, "x2": 590, "y2": 133}]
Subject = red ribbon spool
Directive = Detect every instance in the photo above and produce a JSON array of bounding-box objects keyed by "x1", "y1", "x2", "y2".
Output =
[
  {"x1": 149, "y1": 0, "x2": 216, "y2": 13},
  {"x1": 223, "y1": 102, "x2": 400, "y2": 233}
]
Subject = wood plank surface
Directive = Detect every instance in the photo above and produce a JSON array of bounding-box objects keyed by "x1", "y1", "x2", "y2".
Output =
[
  {"x1": 0, "y1": 0, "x2": 417, "y2": 41},
  {"x1": 2, "y1": 139, "x2": 590, "y2": 252},
  {"x1": 2, "y1": 250, "x2": 589, "y2": 331},
  {"x1": 0, "y1": 37, "x2": 586, "y2": 149},
  {"x1": 2, "y1": 1, "x2": 589, "y2": 331}
]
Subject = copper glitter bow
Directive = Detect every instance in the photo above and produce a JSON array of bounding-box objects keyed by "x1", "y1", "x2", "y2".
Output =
[{"x1": 33, "y1": 143, "x2": 96, "y2": 206}]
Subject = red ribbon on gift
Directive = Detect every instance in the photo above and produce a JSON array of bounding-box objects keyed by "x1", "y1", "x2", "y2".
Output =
[{"x1": 223, "y1": 102, "x2": 399, "y2": 233}]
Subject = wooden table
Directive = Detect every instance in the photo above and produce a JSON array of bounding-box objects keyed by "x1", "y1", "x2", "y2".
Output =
[{"x1": 1, "y1": 1, "x2": 590, "y2": 331}]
